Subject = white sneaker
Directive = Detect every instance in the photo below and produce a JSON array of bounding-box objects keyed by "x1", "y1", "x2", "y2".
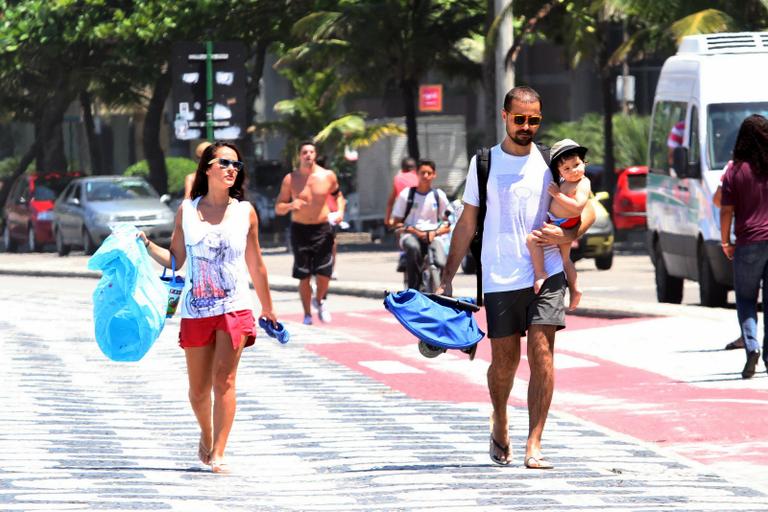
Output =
[
  {"x1": 312, "y1": 298, "x2": 332, "y2": 323},
  {"x1": 303, "y1": 314, "x2": 313, "y2": 325}
]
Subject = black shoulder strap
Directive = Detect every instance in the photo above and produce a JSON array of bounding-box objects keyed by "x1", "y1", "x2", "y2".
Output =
[
  {"x1": 402, "y1": 187, "x2": 417, "y2": 222},
  {"x1": 535, "y1": 141, "x2": 557, "y2": 181},
  {"x1": 471, "y1": 147, "x2": 491, "y2": 306},
  {"x1": 432, "y1": 189, "x2": 441, "y2": 222}
]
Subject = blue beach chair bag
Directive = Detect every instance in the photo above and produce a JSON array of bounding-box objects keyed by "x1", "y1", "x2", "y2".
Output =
[
  {"x1": 88, "y1": 226, "x2": 167, "y2": 361},
  {"x1": 384, "y1": 288, "x2": 485, "y2": 348}
]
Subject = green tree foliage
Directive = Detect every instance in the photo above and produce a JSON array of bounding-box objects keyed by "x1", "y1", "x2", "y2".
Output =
[
  {"x1": 124, "y1": 157, "x2": 197, "y2": 196},
  {"x1": 260, "y1": 65, "x2": 404, "y2": 170},
  {"x1": 281, "y1": 0, "x2": 485, "y2": 160},
  {"x1": 539, "y1": 113, "x2": 650, "y2": 176}
]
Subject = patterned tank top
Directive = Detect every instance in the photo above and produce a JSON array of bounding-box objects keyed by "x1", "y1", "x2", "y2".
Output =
[{"x1": 179, "y1": 197, "x2": 253, "y2": 319}]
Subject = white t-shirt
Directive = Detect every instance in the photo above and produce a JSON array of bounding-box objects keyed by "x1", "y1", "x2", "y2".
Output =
[
  {"x1": 392, "y1": 187, "x2": 451, "y2": 247},
  {"x1": 463, "y1": 144, "x2": 563, "y2": 293},
  {"x1": 180, "y1": 197, "x2": 254, "y2": 318}
]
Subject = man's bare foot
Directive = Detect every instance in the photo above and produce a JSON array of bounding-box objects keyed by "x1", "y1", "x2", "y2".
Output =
[
  {"x1": 568, "y1": 288, "x2": 582, "y2": 311},
  {"x1": 533, "y1": 274, "x2": 548, "y2": 294}
]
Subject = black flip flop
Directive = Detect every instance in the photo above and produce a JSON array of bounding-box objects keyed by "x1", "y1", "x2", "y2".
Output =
[{"x1": 489, "y1": 435, "x2": 511, "y2": 465}]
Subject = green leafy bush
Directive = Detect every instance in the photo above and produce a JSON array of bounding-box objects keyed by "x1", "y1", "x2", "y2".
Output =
[
  {"x1": 0, "y1": 157, "x2": 22, "y2": 178},
  {"x1": 539, "y1": 113, "x2": 650, "y2": 170},
  {"x1": 124, "y1": 157, "x2": 196, "y2": 196}
]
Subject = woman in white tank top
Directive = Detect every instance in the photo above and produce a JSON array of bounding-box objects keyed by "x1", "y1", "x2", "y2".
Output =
[{"x1": 140, "y1": 141, "x2": 277, "y2": 473}]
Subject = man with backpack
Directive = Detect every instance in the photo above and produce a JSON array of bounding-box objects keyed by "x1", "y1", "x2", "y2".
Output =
[
  {"x1": 437, "y1": 86, "x2": 595, "y2": 469},
  {"x1": 390, "y1": 159, "x2": 452, "y2": 290}
]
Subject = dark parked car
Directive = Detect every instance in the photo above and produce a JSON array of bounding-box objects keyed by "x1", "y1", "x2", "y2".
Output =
[
  {"x1": 53, "y1": 176, "x2": 175, "y2": 255},
  {"x1": 2, "y1": 171, "x2": 81, "y2": 252}
]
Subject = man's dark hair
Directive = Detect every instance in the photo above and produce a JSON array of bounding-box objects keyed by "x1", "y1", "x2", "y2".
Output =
[
  {"x1": 503, "y1": 86, "x2": 542, "y2": 112},
  {"x1": 298, "y1": 140, "x2": 316, "y2": 153},
  {"x1": 401, "y1": 157, "x2": 417, "y2": 170},
  {"x1": 190, "y1": 141, "x2": 247, "y2": 200},
  {"x1": 733, "y1": 114, "x2": 768, "y2": 177},
  {"x1": 417, "y1": 159, "x2": 436, "y2": 172}
]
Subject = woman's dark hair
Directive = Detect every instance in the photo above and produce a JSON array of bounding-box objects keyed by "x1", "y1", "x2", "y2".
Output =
[
  {"x1": 733, "y1": 114, "x2": 768, "y2": 177},
  {"x1": 189, "y1": 141, "x2": 247, "y2": 200}
]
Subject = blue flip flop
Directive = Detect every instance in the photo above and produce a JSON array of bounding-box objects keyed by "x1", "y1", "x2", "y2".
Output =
[{"x1": 258, "y1": 317, "x2": 290, "y2": 344}]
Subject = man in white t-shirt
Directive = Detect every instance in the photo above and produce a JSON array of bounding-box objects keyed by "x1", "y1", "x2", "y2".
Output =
[
  {"x1": 391, "y1": 159, "x2": 452, "y2": 289},
  {"x1": 437, "y1": 86, "x2": 595, "y2": 469}
]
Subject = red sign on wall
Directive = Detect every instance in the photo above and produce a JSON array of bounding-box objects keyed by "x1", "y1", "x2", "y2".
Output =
[{"x1": 419, "y1": 85, "x2": 443, "y2": 112}]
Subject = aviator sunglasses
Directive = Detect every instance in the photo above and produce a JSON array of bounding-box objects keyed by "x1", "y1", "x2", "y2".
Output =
[
  {"x1": 208, "y1": 157, "x2": 244, "y2": 171},
  {"x1": 507, "y1": 113, "x2": 543, "y2": 126}
]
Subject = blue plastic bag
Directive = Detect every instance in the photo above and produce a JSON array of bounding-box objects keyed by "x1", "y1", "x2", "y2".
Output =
[
  {"x1": 87, "y1": 225, "x2": 167, "y2": 361},
  {"x1": 384, "y1": 289, "x2": 485, "y2": 350}
]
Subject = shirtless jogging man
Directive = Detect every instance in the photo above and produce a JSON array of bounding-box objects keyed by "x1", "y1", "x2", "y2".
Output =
[
  {"x1": 437, "y1": 86, "x2": 595, "y2": 469},
  {"x1": 275, "y1": 141, "x2": 340, "y2": 324}
]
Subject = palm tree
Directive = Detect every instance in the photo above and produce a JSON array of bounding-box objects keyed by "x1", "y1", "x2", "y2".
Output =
[{"x1": 280, "y1": 0, "x2": 484, "y2": 160}]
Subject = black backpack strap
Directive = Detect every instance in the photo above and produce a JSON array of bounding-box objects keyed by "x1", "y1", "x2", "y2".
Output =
[
  {"x1": 535, "y1": 141, "x2": 556, "y2": 181},
  {"x1": 401, "y1": 187, "x2": 417, "y2": 222},
  {"x1": 432, "y1": 189, "x2": 441, "y2": 222},
  {"x1": 470, "y1": 147, "x2": 491, "y2": 306}
]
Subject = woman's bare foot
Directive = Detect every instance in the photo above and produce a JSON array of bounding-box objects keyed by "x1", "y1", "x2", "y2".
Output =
[
  {"x1": 568, "y1": 288, "x2": 582, "y2": 311},
  {"x1": 198, "y1": 437, "x2": 211, "y2": 466},
  {"x1": 533, "y1": 273, "x2": 548, "y2": 294}
]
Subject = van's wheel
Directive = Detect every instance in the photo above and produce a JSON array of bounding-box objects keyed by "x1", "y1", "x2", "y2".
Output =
[
  {"x1": 55, "y1": 228, "x2": 70, "y2": 256},
  {"x1": 595, "y1": 252, "x2": 613, "y2": 270},
  {"x1": 82, "y1": 228, "x2": 96, "y2": 255},
  {"x1": 3, "y1": 223, "x2": 17, "y2": 252},
  {"x1": 27, "y1": 225, "x2": 38, "y2": 252},
  {"x1": 655, "y1": 243, "x2": 683, "y2": 303},
  {"x1": 698, "y1": 243, "x2": 728, "y2": 307}
]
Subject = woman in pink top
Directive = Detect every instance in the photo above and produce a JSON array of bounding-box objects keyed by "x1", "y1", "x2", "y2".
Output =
[
  {"x1": 720, "y1": 114, "x2": 768, "y2": 379},
  {"x1": 385, "y1": 157, "x2": 419, "y2": 226}
]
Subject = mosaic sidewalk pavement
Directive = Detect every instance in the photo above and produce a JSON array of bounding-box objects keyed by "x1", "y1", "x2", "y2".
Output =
[{"x1": 1, "y1": 283, "x2": 767, "y2": 512}]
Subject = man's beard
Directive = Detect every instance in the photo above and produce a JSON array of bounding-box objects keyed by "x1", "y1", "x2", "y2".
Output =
[{"x1": 509, "y1": 129, "x2": 533, "y2": 146}]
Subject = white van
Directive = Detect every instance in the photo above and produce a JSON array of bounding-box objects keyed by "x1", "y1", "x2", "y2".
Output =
[{"x1": 646, "y1": 32, "x2": 768, "y2": 307}]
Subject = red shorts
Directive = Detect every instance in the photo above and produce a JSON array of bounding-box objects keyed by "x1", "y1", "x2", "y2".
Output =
[{"x1": 179, "y1": 310, "x2": 256, "y2": 350}]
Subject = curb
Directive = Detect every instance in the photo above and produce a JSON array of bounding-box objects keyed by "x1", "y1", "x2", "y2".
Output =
[{"x1": 0, "y1": 265, "x2": 735, "y2": 322}]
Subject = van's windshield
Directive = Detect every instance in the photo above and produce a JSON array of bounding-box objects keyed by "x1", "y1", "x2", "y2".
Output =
[{"x1": 708, "y1": 102, "x2": 768, "y2": 170}]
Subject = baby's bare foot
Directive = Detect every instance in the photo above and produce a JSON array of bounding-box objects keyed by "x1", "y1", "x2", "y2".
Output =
[{"x1": 568, "y1": 288, "x2": 582, "y2": 311}]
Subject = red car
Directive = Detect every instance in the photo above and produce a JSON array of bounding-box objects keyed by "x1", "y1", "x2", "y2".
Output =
[
  {"x1": 2, "y1": 171, "x2": 81, "y2": 252},
  {"x1": 612, "y1": 165, "x2": 648, "y2": 231}
]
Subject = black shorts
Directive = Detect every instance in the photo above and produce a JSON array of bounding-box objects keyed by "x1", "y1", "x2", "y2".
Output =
[
  {"x1": 483, "y1": 272, "x2": 566, "y2": 339},
  {"x1": 291, "y1": 222, "x2": 334, "y2": 279}
]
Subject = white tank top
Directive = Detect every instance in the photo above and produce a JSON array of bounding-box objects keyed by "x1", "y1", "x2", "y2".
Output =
[{"x1": 179, "y1": 197, "x2": 253, "y2": 319}]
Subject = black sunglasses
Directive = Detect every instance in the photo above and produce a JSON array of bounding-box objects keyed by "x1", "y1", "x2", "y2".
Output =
[{"x1": 208, "y1": 158, "x2": 244, "y2": 171}]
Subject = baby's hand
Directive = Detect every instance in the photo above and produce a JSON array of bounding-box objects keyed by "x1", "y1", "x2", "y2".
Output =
[{"x1": 547, "y1": 182, "x2": 560, "y2": 197}]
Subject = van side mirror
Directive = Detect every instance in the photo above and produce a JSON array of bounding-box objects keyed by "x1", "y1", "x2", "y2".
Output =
[
  {"x1": 672, "y1": 147, "x2": 688, "y2": 177},
  {"x1": 160, "y1": 194, "x2": 171, "y2": 204},
  {"x1": 66, "y1": 197, "x2": 80, "y2": 206}
]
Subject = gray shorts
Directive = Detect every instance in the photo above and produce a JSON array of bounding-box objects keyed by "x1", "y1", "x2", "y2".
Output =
[{"x1": 483, "y1": 272, "x2": 566, "y2": 339}]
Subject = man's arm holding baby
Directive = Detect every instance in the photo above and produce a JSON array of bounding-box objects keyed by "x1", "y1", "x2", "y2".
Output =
[{"x1": 531, "y1": 199, "x2": 596, "y2": 246}]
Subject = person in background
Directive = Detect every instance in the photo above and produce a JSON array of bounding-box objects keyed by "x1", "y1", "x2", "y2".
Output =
[
  {"x1": 184, "y1": 141, "x2": 212, "y2": 199},
  {"x1": 713, "y1": 169, "x2": 745, "y2": 351},
  {"x1": 275, "y1": 141, "x2": 341, "y2": 324},
  {"x1": 385, "y1": 157, "x2": 419, "y2": 228},
  {"x1": 390, "y1": 159, "x2": 452, "y2": 290},
  {"x1": 140, "y1": 141, "x2": 278, "y2": 474},
  {"x1": 719, "y1": 114, "x2": 768, "y2": 379}
]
